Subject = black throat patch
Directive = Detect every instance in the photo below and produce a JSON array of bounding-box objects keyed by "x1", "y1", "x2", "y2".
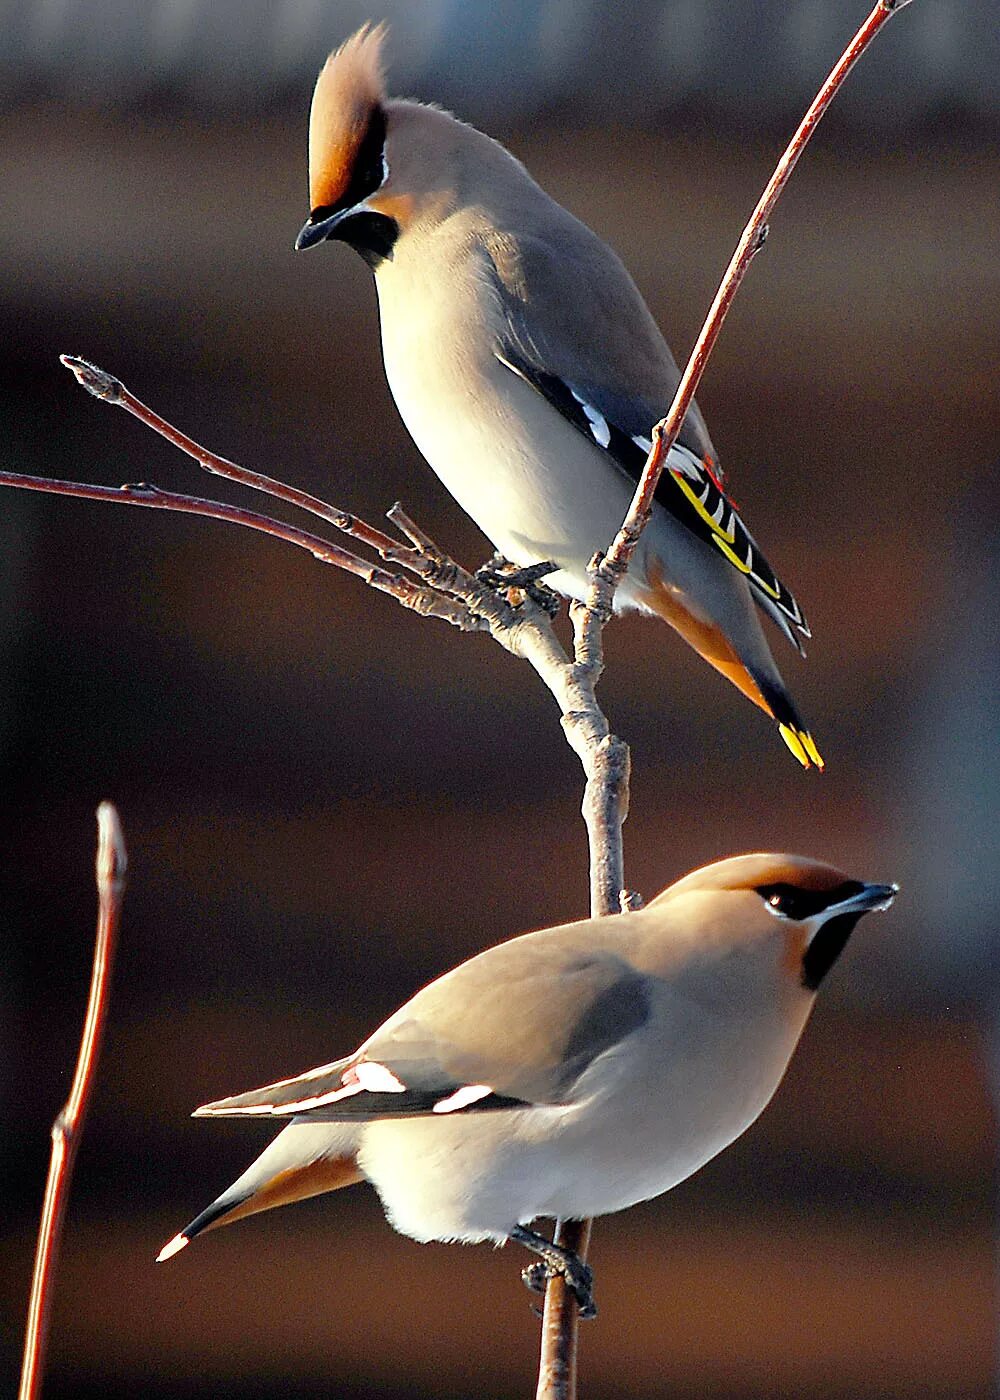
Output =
[
  {"x1": 801, "y1": 912, "x2": 863, "y2": 991},
  {"x1": 331, "y1": 210, "x2": 399, "y2": 268}
]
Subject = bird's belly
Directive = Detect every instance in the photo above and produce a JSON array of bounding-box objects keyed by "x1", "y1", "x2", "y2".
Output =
[
  {"x1": 356, "y1": 1093, "x2": 758, "y2": 1246},
  {"x1": 358, "y1": 1110, "x2": 559, "y2": 1244},
  {"x1": 380, "y1": 341, "x2": 646, "y2": 604},
  {"x1": 356, "y1": 1010, "x2": 802, "y2": 1244}
]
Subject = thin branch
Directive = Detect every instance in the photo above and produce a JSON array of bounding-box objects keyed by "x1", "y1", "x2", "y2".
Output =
[
  {"x1": 0, "y1": 467, "x2": 481, "y2": 633},
  {"x1": 600, "y1": 0, "x2": 912, "y2": 589},
  {"x1": 535, "y1": 1219, "x2": 592, "y2": 1400},
  {"x1": 535, "y1": 4, "x2": 916, "y2": 1395},
  {"x1": 3, "y1": 393, "x2": 622, "y2": 899},
  {"x1": 60, "y1": 356, "x2": 403, "y2": 558},
  {"x1": 19, "y1": 804, "x2": 128, "y2": 1400}
]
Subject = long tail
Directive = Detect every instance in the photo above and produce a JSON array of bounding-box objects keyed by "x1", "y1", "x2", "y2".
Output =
[
  {"x1": 156, "y1": 1121, "x2": 362, "y2": 1262},
  {"x1": 639, "y1": 576, "x2": 823, "y2": 771}
]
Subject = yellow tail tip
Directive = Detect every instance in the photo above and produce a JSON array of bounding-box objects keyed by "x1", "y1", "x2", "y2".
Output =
[
  {"x1": 156, "y1": 1232, "x2": 189, "y2": 1263},
  {"x1": 779, "y1": 724, "x2": 824, "y2": 771},
  {"x1": 801, "y1": 731, "x2": 824, "y2": 770}
]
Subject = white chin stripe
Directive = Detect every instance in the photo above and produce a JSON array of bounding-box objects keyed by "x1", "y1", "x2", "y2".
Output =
[{"x1": 432, "y1": 1084, "x2": 494, "y2": 1114}]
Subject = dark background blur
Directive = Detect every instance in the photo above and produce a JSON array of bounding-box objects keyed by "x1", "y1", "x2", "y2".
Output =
[{"x1": 2, "y1": 2, "x2": 998, "y2": 1397}]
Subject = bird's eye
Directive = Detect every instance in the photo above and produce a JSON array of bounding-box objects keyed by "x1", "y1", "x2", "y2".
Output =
[
  {"x1": 757, "y1": 883, "x2": 814, "y2": 920},
  {"x1": 756, "y1": 880, "x2": 867, "y2": 921}
]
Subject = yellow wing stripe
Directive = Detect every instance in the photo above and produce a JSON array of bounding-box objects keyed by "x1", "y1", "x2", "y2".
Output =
[
  {"x1": 672, "y1": 469, "x2": 784, "y2": 604},
  {"x1": 711, "y1": 533, "x2": 751, "y2": 574},
  {"x1": 710, "y1": 534, "x2": 781, "y2": 603},
  {"x1": 670, "y1": 468, "x2": 735, "y2": 543}
]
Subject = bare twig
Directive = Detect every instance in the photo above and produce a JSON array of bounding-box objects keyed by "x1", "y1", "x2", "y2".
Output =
[
  {"x1": 535, "y1": 1218, "x2": 592, "y2": 1400},
  {"x1": 19, "y1": 804, "x2": 128, "y2": 1400},
  {"x1": 59, "y1": 356, "x2": 403, "y2": 558},
  {"x1": 0, "y1": 466, "x2": 481, "y2": 633},
  {"x1": 597, "y1": 0, "x2": 911, "y2": 597},
  {"x1": 535, "y1": 4, "x2": 916, "y2": 1395}
]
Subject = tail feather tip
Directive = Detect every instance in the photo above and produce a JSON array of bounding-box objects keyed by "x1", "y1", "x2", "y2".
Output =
[
  {"x1": 156, "y1": 1232, "x2": 190, "y2": 1263},
  {"x1": 779, "y1": 723, "x2": 824, "y2": 771}
]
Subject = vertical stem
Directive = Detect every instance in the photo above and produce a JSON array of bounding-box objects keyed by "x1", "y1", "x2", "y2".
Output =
[
  {"x1": 537, "y1": 590, "x2": 630, "y2": 1400},
  {"x1": 603, "y1": 0, "x2": 910, "y2": 579},
  {"x1": 536, "y1": 7, "x2": 915, "y2": 1395},
  {"x1": 535, "y1": 1219, "x2": 593, "y2": 1400},
  {"x1": 18, "y1": 805, "x2": 127, "y2": 1400},
  {"x1": 583, "y1": 736, "x2": 630, "y2": 918}
]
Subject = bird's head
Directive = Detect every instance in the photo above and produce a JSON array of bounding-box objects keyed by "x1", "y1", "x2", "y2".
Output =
[
  {"x1": 294, "y1": 24, "x2": 462, "y2": 268},
  {"x1": 654, "y1": 853, "x2": 898, "y2": 994}
]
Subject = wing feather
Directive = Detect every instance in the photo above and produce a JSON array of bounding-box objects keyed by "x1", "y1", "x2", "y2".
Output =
[
  {"x1": 196, "y1": 925, "x2": 652, "y2": 1123},
  {"x1": 486, "y1": 231, "x2": 809, "y2": 644}
]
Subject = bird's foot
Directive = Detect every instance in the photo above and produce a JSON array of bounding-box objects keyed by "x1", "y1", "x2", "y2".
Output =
[
  {"x1": 475, "y1": 555, "x2": 562, "y2": 617},
  {"x1": 511, "y1": 1225, "x2": 597, "y2": 1319}
]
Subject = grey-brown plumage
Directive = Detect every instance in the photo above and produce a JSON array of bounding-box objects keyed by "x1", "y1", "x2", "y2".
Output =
[
  {"x1": 158, "y1": 853, "x2": 896, "y2": 1316},
  {"x1": 294, "y1": 26, "x2": 823, "y2": 768}
]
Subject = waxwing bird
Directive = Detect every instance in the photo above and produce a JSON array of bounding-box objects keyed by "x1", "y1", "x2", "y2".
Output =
[
  {"x1": 158, "y1": 855, "x2": 896, "y2": 1315},
  {"x1": 293, "y1": 25, "x2": 822, "y2": 769}
]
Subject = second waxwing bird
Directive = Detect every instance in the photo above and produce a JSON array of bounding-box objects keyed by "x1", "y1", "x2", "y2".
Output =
[
  {"x1": 292, "y1": 26, "x2": 823, "y2": 769},
  {"x1": 158, "y1": 855, "x2": 896, "y2": 1315}
]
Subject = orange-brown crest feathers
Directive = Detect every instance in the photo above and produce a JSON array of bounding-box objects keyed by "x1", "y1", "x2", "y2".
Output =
[
  {"x1": 308, "y1": 23, "x2": 388, "y2": 212},
  {"x1": 661, "y1": 854, "x2": 856, "y2": 902}
]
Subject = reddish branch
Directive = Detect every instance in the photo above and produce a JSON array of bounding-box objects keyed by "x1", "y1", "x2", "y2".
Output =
[
  {"x1": 542, "y1": 4, "x2": 915, "y2": 1395},
  {"x1": 18, "y1": 804, "x2": 128, "y2": 1400},
  {"x1": 5, "y1": 4, "x2": 914, "y2": 1399},
  {"x1": 58, "y1": 356, "x2": 403, "y2": 556},
  {"x1": 1, "y1": 457, "x2": 480, "y2": 632},
  {"x1": 597, "y1": 0, "x2": 913, "y2": 594}
]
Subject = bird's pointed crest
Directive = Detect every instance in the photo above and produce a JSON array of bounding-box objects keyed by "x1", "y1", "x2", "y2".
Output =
[{"x1": 308, "y1": 23, "x2": 388, "y2": 213}]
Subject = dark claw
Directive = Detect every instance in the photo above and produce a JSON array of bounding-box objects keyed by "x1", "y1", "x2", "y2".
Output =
[
  {"x1": 566, "y1": 1260, "x2": 597, "y2": 1320},
  {"x1": 524, "y1": 579, "x2": 562, "y2": 619},
  {"x1": 475, "y1": 555, "x2": 562, "y2": 616},
  {"x1": 498, "y1": 560, "x2": 559, "y2": 589},
  {"x1": 512, "y1": 1225, "x2": 598, "y2": 1319},
  {"x1": 521, "y1": 1261, "x2": 549, "y2": 1295}
]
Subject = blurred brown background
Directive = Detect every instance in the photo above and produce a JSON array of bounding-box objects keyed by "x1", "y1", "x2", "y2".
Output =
[{"x1": 2, "y1": 2, "x2": 998, "y2": 1397}]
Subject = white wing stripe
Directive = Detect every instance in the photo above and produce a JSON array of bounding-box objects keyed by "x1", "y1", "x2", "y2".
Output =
[
  {"x1": 355, "y1": 1061, "x2": 407, "y2": 1093},
  {"x1": 571, "y1": 389, "x2": 612, "y2": 449},
  {"x1": 432, "y1": 1084, "x2": 494, "y2": 1114}
]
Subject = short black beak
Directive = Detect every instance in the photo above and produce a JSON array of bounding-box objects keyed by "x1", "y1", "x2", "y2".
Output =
[
  {"x1": 833, "y1": 881, "x2": 899, "y2": 917},
  {"x1": 294, "y1": 210, "x2": 345, "y2": 252}
]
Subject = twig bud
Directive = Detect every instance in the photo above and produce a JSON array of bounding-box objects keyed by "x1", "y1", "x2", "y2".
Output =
[{"x1": 59, "y1": 356, "x2": 124, "y2": 404}]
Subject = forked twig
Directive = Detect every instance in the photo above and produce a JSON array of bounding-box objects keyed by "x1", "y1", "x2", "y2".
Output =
[
  {"x1": 18, "y1": 805, "x2": 128, "y2": 1400},
  {"x1": 0, "y1": 461, "x2": 481, "y2": 632},
  {"x1": 59, "y1": 355, "x2": 403, "y2": 557}
]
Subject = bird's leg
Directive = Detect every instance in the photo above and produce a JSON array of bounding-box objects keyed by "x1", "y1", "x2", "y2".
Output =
[
  {"x1": 475, "y1": 554, "x2": 562, "y2": 617},
  {"x1": 510, "y1": 1224, "x2": 597, "y2": 1319}
]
